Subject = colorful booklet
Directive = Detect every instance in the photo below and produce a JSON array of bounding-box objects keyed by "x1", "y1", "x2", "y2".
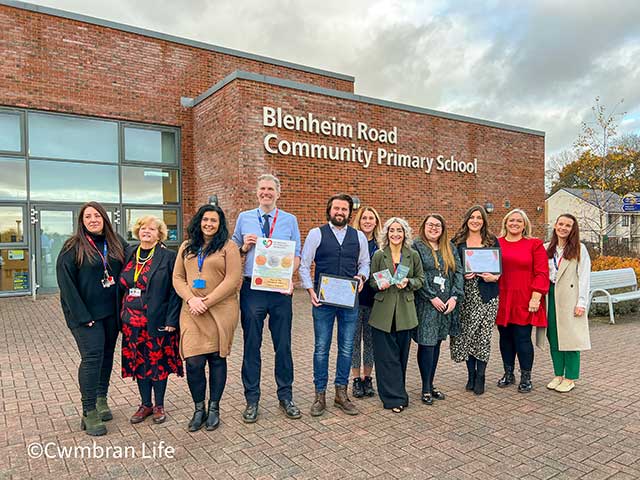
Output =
[{"x1": 373, "y1": 269, "x2": 393, "y2": 288}]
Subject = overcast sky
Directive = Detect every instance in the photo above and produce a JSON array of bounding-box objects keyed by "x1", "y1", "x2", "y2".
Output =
[{"x1": 32, "y1": 0, "x2": 640, "y2": 167}]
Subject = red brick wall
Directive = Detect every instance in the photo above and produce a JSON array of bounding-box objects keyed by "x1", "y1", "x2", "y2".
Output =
[{"x1": 226, "y1": 80, "x2": 546, "y2": 240}]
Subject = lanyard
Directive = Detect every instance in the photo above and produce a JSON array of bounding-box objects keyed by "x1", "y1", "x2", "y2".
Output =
[
  {"x1": 553, "y1": 252, "x2": 563, "y2": 271},
  {"x1": 134, "y1": 245, "x2": 155, "y2": 283},
  {"x1": 393, "y1": 253, "x2": 403, "y2": 275},
  {"x1": 257, "y1": 208, "x2": 279, "y2": 238},
  {"x1": 86, "y1": 235, "x2": 108, "y2": 271},
  {"x1": 197, "y1": 247, "x2": 206, "y2": 275}
]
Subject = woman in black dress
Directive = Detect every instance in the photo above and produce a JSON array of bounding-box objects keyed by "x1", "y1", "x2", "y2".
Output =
[
  {"x1": 119, "y1": 216, "x2": 183, "y2": 424},
  {"x1": 56, "y1": 201, "x2": 127, "y2": 436}
]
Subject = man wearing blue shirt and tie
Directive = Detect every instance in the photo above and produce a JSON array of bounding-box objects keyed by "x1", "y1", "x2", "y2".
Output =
[
  {"x1": 299, "y1": 193, "x2": 370, "y2": 417},
  {"x1": 232, "y1": 174, "x2": 302, "y2": 423}
]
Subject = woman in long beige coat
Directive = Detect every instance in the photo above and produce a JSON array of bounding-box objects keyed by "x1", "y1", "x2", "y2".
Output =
[
  {"x1": 173, "y1": 205, "x2": 241, "y2": 432},
  {"x1": 538, "y1": 214, "x2": 591, "y2": 393}
]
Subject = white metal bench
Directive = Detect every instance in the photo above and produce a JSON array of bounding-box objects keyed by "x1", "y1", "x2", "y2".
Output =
[{"x1": 589, "y1": 267, "x2": 640, "y2": 324}]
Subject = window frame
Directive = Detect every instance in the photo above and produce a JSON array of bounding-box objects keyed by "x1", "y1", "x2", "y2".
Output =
[{"x1": 0, "y1": 109, "x2": 25, "y2": 155}]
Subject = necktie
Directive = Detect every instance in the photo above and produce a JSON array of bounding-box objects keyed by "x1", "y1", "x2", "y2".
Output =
[{"x1": 262, "y1": 213, "x2": 270, "y2": 238}]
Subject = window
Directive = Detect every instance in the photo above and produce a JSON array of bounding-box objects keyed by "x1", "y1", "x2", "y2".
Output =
[
  {"x1": 30, "y1": 160, "x2": 119, "y2": 203},
  {"x1": 28, "y1": 113, "x2": 118, "y2": 162},
  {"x1": 0, "y1": 111, "x2": 22, "y2": 152},
  {"x1": 0, "y1": 248, "x2": 29, "y2": 292},
  {"x1": 607, "y1": 214, "x2": 615, "y2": 226},
  {"x1": 622, "y1": 215, "x2": 630, "y2": 227},
  {"x1": 0, "y1": 158, "x2": 27, "y2": 200},
  {"x1": 124, "y1": 127, "x2": 177, "y2": 164},
  {"x1": 125, "y1": 208, "x2": 179, "y2": 243},
  {"x1": 121, "y1": 166, "x2": 179, "y2": 205},
  {"x1": 0, "y1": 206, "x2": 25, "y2": 244}
]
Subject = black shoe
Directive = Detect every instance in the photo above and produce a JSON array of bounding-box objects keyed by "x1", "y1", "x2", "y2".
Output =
[
  {"x1": 279, "y1": 399, "x2": 302, "y2": 419},
  {"x1": 474, "y1": 375, "x2": 485, "y2": 395},
  {"x1": 431, "y1": 388, "x2": 446, "y2": 400},
  {"x1": 352, "y1": 378, "x2": 365, "y2": 398},
  {"x1": 242, "y1": 403, "x2": 259, "y2": 423},
  {"x1": 518, "y1": 370, "x2": 532, "y2": 393},
  {"x1": 465, "y1": 371, "x2": 476, "y2": 391},
  {"x1": 188, "y1": 401, "x2": 206, "y2": 432},
  {"x1": 497, "y1": 365, "x2": 516, "y2": 388},
  {"x1": 421, "y1": 392, "x2": 434, "y2": 405},
  {"x1": 363, "y1": 376, "x2": 376, "y2": 397},
  {"x1": 205, "y1": 400, "x2": 220, "y2": 431}
]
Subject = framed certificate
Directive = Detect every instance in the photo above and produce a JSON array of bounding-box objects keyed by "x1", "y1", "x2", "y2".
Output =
[
  {"x1": 463, "y1": 247, "x2": 502, "y2": 274},
  {"x1": 317, "y1": 274, "x2": 358, "y2": 309},
  {"x1": 250, "y1": 237, "x2": 296, "y2": 293}
]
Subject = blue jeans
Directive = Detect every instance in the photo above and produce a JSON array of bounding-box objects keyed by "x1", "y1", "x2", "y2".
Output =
[{"x1": 312, "y1": 304, "x2": 358, "y2": 392}]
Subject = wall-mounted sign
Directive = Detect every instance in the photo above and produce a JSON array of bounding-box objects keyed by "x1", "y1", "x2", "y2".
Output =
[
  {"x1": 8, "y1": 250, "x2": 25, "y2": 260},
  {"x1": 262, "y1": 106, "x2": 478, "y2": 175}
]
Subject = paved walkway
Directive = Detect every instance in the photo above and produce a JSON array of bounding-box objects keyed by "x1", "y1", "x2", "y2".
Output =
[{"x1": 1, "y1": 294, "x2": 639, "y2": 480}]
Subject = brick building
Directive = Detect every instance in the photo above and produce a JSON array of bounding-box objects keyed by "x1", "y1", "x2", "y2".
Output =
[{"x1": 0, "y1": 0, "x2": 545, "y2": 296}]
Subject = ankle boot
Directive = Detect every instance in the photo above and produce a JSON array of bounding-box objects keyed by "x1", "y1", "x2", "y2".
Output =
[
  {"x1": 205, "y1": 400, "x2": 220, "y2": 431},
  {"x1": 473, "y1": 374, "x2": 485, "y2": 395},
  {"x1": 518, "y1": 370, "x2": 532, "y2": 393},
  {"x1": 81, "y1": 409, "x2": 107, "y2": 436},
  {"x1": 465, "y1": 370, "x2": 476, "y2": 391},
  {"x1": 352, "y1": 377, "x2": 365, "y2": 398},
  {"x1": 363, "y1": 376, "x2": 376, "y2": 397},
  {"x1": 96, "y1": 396, "x2": 113, "y2": 421},
  {"x1": 497, "y1": 365, "x2": 515, "y2": 388},
  {"x1": 310, "y1": 391, "x2": 326, "y2": 417},
  {"x1": 334, "y1": 385, "x2": 358, "y2": 415},
  {"x1": 188, "y1": 401, "x2": 206, "y2": 432}
]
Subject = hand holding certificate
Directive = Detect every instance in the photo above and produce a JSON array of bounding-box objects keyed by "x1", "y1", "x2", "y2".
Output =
[
  {"x1": 251, "y1": 237, "x2": 296, "y2": 293},
  {"x1": 463, "y1": 248, "x2": 501, "y2": 274},
  {"x1": 317, "y1": 274, "x2": 358, "y2": 309}
]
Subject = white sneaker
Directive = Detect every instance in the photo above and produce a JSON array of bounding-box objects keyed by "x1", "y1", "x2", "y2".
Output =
[
  {"x1": 555, "y1": 379, "x2": 575, "y2": 393},
  {"x1": 546, "y1": 377, "x2": 563, "y2": 390}
]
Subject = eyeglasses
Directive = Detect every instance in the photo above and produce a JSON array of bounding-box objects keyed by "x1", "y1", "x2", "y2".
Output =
[{"x1": 425, "y1": 223, "x2": 442, "y2": 230}]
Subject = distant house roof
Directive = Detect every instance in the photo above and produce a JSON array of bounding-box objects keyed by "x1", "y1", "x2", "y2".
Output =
[{"x1": 560, "y1": 188, "x2": 629, "y2": 213}]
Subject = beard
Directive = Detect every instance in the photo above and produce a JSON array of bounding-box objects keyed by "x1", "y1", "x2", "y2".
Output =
[{"x1": 330, "y1": 214, "x2": 348, "y2": 227}]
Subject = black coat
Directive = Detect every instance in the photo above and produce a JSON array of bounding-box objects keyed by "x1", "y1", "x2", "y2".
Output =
[
  {"x1": 56, "y1": 234, "x2": 128, "y2": 329},
  {"x1": 119, "y1": 244, "x2": 181, "y2": 338}
]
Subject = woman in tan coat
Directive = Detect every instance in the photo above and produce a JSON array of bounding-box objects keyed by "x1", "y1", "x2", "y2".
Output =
[
  {"x1": 539, "y1": 214, "x2": 591, "y2": 393},
  {"x1": 173, "y1": 205, "x2": 241, "y2": 432}
]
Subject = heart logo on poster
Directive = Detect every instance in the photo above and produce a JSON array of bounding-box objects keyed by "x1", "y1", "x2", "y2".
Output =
[
  {"x1": 262, "y1": 239, "x2": 273, "y2": 248},
  {"x1": 466, "y1": 251, "x2": 474, "y2": 257}
]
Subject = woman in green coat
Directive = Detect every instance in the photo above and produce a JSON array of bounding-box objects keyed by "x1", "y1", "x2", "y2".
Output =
[
  {"x1": 369, "y1": 217, "x2": 424, "y2": 413},
  {"x1": 412, "y1": 214, "x2": 464, "y2": 405}
]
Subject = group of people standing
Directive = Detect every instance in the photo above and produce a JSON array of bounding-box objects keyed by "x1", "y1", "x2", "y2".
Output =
[{"x1": 57, "y1": 174, "x2": 592, "y2": 436}]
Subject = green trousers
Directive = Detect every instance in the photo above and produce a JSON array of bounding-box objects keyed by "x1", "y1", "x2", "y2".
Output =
[{"x1": 547, "y1": 284, "x2": 580, "y2": 380}]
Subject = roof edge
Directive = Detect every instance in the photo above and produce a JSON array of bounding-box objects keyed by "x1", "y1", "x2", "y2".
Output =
[
  {"x1": 187, "y1": 70, "x2": 546, "y2": 137},
  {"x1": 1, "y1": 0, "x2": 355, "y2": 83}
]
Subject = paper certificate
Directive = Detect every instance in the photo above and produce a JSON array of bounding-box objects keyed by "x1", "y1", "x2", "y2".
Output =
[
  {"x1": 317, "y1": 274, "x2": 358, "y2": 309},
  {"x1": 250, "y1": 237, "x2": 296, "y2": 293},
  {"x1": 463, "y1": 248, "x2": 502, "y2": 274}
]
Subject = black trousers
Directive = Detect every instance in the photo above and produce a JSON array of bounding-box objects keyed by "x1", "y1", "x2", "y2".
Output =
[
  {"x1": 69, "y1": 314, "x2": 119, "y2": 414},
  {"x1": 185, "y1": 352, "x2": 227, "y2": 404},
  {"x1": 417, "y1": 341, "x2": 442, "y2": 394},
  {"x1": 371, "y1": 325, "x2": 411, "y2": 409},
  {"x1": 498, "y1": 324, "x2": 534, "y2": 371},
  {"x1": 240, "y1": 280, "x2": 294, "y2": 403}
]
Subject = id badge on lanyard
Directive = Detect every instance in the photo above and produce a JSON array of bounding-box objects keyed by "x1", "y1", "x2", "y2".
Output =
[
  {"x1": 193, "y1": 248, "x2": 206, "y2": 289},
  {"x1": 434, "y1": 275, "x2": 446, "y2": 292},
  {"x1": 87, "y1": 235, "x2": 115, "y2": 289}
]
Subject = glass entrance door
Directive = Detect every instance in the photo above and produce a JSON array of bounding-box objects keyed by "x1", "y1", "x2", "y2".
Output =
[
  {"x1": 33, "y1": 205, "x2": 120, "y2": 292},
  {"x1": 35, "y1": 207, "x2": 75, "y2": 291}
]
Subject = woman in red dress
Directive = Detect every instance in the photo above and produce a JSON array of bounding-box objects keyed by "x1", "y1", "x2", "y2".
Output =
[
  {"x1": 496, "y1": 209, "x2": 549, "y2": 393},
  {"x1": 120, "y1": 216, "x2": 183, "y2": 424}
]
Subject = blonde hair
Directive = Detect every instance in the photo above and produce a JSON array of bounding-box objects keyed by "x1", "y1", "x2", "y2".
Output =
[
  {"x1": 132, "y1": 215, "x2": 168, "y2": 242},
  {"x1": 378, "y1": 217, "x2": 413, "y2": 250},
  {"x1": 500, "y1": 208, "x2": 532, "y2": 238},
  {"x1": 352, "y1": 206, "x2": 382, "y2": 241},
  {"x1": 419, "y1": 214, "x2": 456, "y2": 274}
]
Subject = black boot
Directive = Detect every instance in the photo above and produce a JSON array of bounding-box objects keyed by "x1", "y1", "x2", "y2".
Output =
[
  {"x1": 474, "y1": 374, "x2": 485, "y2": 395},
  {"x1": 363, "y1": 376, "x2": 376, "y2": 397},
  {"x1": 497, "y1": 365, "x2": 515, "y2": 388},
  {"x1": 465, "y1": 370, "x2": 476, "y2": 391},
  {"x1": 518, "y1": 370, "x2": 532, "y2": 393},
  {"x1": 205, "y1": 400, "x2": 220, "y2": 431},
  {"x1": 352, "y1": 377, "x2": 365, "y2": 398},
  {"x1": 188, "y1": 401, "x2": 206, "y2": 432}
]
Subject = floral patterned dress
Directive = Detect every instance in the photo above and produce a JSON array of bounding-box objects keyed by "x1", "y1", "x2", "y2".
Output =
[{"x1": 120, "y1": 254, "x2": 183, "y2": 380}]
